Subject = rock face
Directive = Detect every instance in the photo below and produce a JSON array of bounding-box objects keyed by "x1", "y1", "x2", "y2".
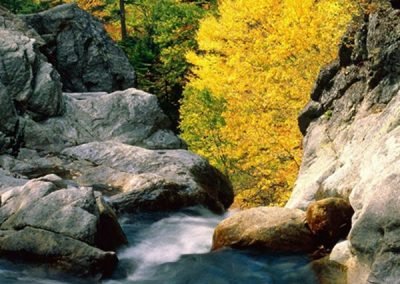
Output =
[
  {"x1": 287, "y1": 4, "x2": 400, "y2": 283},
  {"x1": 212, "y1": 207, "x2": 318, "y2": 253},
  {"x1": 22, "y1": 4, "x2": 135, "y2": 93},
  {"x1": 0, "y1": 175, "x2": 125, "y2": 276},
  {"x1": 62, "y1": 141, "x2": 233, "y2": 213},
  {"x1": 0, "y1": 14, "x2": 63, "y2": 122},
  {"x1": 23, "y1": 89, "x2": 184, "y2": 152}
]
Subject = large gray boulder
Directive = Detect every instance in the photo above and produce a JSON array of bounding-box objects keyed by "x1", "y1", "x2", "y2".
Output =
[
  {"x1": 23, "y1": 88, "x2": 185, "y2": 151},
  {"x1": 0, "y1": 6, "x2": 63, "y2": 155},
  {"x1": 22, "y1": 3, "x2": 135, "y2": 93},
  {"x1": 0, "y1": 174, "x2": 126, "y2": 276},
  {"x1": 212, "y1": 207, "x2": 318, "y2": 253},
  {"x1": 62, "y1": 141, "x2": 234, "y2": 213},
  {"x1": 287, "y1": 4, "x2": 400, "y2": 282},
  {"x1": 0, "y1": 27, "x2": 63, "y2": 120}
]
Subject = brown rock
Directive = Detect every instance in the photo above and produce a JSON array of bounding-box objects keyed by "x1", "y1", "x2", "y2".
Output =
[
  {"x1": 311, "y1": 256, "x2": 347, "y2": 284},
  {"x1": 212, "y1": 207, "x2": 318, "y2": 253},
  {"x1": 306, "y1": 198, "x2": 353, "y2": 249}
]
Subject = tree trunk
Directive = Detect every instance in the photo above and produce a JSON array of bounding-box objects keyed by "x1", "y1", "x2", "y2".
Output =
[{"x1": 119, "y1": 0, "x2": 127, "y2": 40}]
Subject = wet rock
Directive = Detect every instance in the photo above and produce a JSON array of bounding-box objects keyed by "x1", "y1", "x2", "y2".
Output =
[
  {"x1": 62, "y1": 141, "x2": 234, "y2": 214},
  {"x1": 310, "y1": 256, "x2": 347, "y2": 284},
  {"x1": 0, "y1": 227, "x2": 117, "y2": 277},
  {"x1": 306, "y1": 198, "x2": 353, "y2": 249},
  {"x1": 212, "y1": 207, "x2": 318, "y2": 253},
  {"x1": 95, "y1": 197, "x2": 128, "y2": 251},
  {"x1": 0, "y1": 175, "x2": 125, "y2": 276},
  {"x1": 22, "y1": 3, "x2": 135, "y2": 93}
]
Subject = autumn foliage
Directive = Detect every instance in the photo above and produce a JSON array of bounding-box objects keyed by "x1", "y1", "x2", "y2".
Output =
[{"x1": 180, "y1": 0, "x2": 357, "y2": 207}]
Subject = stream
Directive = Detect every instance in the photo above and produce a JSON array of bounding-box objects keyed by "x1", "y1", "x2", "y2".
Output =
[{"x1": 0, "y1": 207, "x2": 318, "y2": 283}]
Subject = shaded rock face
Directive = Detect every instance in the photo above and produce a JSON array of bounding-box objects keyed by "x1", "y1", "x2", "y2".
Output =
[
  {"x1": 0, "y1": 6, "x2": 63, "y2": 155},
  {"x1": 306, "y1": 198, "x2": 353, "y2": 249},
  {"x1": 212, "y1": 207, "x2": 318, "y2": 253},
  {"x1": 0, "y1": 175, "x2": 125, "y2": 276},
  {"x1": 22, "y1": 4, "x2": 135, "y2": 93},
  {"x1": 0, "y1": 19, "x2": 63, "y2": 121},
  {"x1": 287, "y1": 5, "x2": 400, "y2": 283}
]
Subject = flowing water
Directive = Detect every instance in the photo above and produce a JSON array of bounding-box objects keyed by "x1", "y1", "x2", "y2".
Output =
[{"x1": 0, "y1": 207, "x2": 318, "y2": 283}]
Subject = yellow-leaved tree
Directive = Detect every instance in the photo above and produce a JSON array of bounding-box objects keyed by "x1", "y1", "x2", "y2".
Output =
[{"x1": 180, "y1": 0, "x2": 357, "y2": 207}]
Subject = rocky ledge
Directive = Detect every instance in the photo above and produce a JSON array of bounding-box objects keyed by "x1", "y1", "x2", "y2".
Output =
[
  {"x1": 0, "y1": 4, "x2": 233, "y2": 277},
  {"x1": 289, "y1": 3, "x2": 400, "y2": 283}
]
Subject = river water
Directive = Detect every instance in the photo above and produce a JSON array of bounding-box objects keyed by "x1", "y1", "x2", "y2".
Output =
[{"x1": 0, "y1": 207, "x2": 318, "y2": 283}]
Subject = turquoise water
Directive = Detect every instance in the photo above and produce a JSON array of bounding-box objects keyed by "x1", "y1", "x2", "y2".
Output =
[{"x1": 0, "y1": 207, "x2": 318, "y2": 283}]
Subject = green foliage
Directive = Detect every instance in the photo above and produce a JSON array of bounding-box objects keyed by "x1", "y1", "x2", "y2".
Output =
[
  {"x1": 0, "y1": 0, "x2": 50, "y2": 13},
  {"x1": 116, "y1": 0, "x2": 212, "y2": 131},
  {"x1": 3, "y1": 0, "x2": 214, "y2": 132}
]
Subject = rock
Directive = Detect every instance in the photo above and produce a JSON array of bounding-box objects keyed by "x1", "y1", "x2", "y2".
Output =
[
  {"x1": 0, "y1": 5, "x2": 43, "y2": 45},
  {"x1": 306, "y1": 198, "x2": 353, "y2": 249},
  {"x1": 95, "y1": 197, "x2": 128, "y2": 251},
  {"x1": 0, "y1": 227, "x2": 117, "y2": 277},
  {"x1": 0, "y1": 169, "x2": 27, "y2": 192},
  {"x1": 0, "y1": 28, "x2": 63, "y2": 120},
  {"x1": 22, "y1": 4, "x2": 135, "y2": 93},
  {"x1": 310, "y1": 256, "x2": 347, "y2": 284},
  {"x1": 23, "y1": 89, "x2": 185, "y2": 152},
  {"x1": 0, "y1": 82, "x2": 18, "y2": 135},
  {"x1": 62, "y1": 141, "x2": 234, "y2": 213},
  {"x1": 298, "y1": 100, "x2": 324, "y2": 135},
  {"x1": 212, "y1": 207, "x2": 318, "y2": 253},
  {"x1": 286, "y1": 5, "x2": 400, "y2": 282},
  {"x1": 0, "y1": 175, "x2": 125, "y2": 276}
]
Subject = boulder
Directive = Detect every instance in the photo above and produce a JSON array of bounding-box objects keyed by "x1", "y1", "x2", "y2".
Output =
[
  {"x1": 0, "y1": 175, "x2": 126, "y2": 276},
  {"x1": 95, "y1": 197, "x2": 128, "y2": 251},
  {"x1": 0, "y1": 227, "x2": 117, "y2": 277},
  {"x1": 0, "y1": 5, "x2": 43, "y2": 44},
  {"x1": 62, "y1": 141, "x2": 234, "y2": 213},
  {"x1": 0, "y1": 28, "x2": 63, "y2": 120},
  {"x1": 22, "y1": 3, "x2": 135, "y2": 93},
  {"x1": 212, "y1": 207, "x2": 318, "y2": 253},
  {"x1": 310, "y1": 256, "x2": 347, "y2": 284},
  {"x1": 306, "y1": 198, "x2": 353, "y2": 249},
  {"x1": 286, "y1": 5, "x2": 400, "y2": 282},
  {"x1": 23, "y1": 89, "x2": 185, "y2": 152}
]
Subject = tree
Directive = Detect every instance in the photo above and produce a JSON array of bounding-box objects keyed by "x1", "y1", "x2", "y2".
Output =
[
  {"x1": 115, "y1": 0, "x2": 211, "y2": 131},
  {"x1": 180, "y1": 0, "x2": 357, "y2": 207}
]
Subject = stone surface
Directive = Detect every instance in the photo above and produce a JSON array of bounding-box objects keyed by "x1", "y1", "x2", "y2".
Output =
[
  {"x1": 62, "y1": 141, "x2": 233, "y2": 213},
  {"x1": 0, "y1": 5, "x2": 43, "y2": 45},
  {"x1": 212, "y1": 207, "x2": 318, "y2": 253},
  {"x1": 23, "y1": 89, "x2": 184, "y2": 152},
  {"x1": 0, "y1": 175, "x2": 126, "y2": 276},
  {"x1": 95, "y1": 196, "x2": 128, "y2": 251},
  {"x1": 22, "y1": 3, "x2": 135, "y2": 93},
  {"x1": 0, "y1": 28, "x2": 63, "y2": 120},
  {"x1": 0, "y1": 227, "x2": 117, "y2": 277},
  {"x1": 306, "y1": 198, "x2": 353, "y2": 249},
  {"x1": 287, "y1": 5, "x2": 400, "y2": 283},
  {"x1": 310, "y1": 256, "x2": 347, "y2": 284}
]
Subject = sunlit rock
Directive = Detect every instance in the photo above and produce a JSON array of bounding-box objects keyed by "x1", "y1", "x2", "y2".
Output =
[{"x1": 212, "y1": 207, "x2": 318, "y2": 253}]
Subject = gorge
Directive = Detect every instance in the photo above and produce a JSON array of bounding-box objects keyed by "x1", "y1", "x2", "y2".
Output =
[{"x1": 0, "y1": 1, "x2": 399, "y2": 283}]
